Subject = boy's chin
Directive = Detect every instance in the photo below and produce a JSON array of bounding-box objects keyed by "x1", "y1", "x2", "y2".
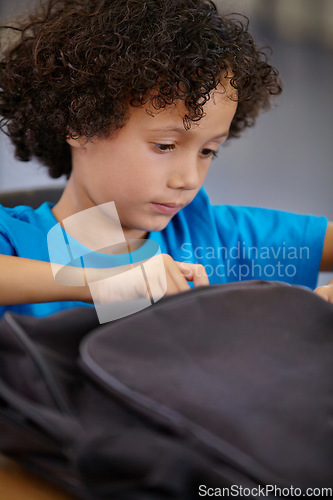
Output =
[
  {"x1": 145, "y1": 216, "x2": 176, "y2": 232},
  {"x1": 121, "y1": 217, "x2": 172, "y2": 239}
]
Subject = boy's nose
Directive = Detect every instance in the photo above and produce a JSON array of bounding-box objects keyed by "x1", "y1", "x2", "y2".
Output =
[{"x1": 167, "y1": 160, "x2": 200, "y2": 191}]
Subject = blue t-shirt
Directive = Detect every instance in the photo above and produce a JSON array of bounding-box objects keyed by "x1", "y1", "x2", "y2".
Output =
[{"x1": 0, "y1": 187, "x2": 327, "y2": 318}]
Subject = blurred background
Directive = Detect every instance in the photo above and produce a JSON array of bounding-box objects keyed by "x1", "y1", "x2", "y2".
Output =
[{"x1": 0, "y1": 0, "x2": 332, "y2": 284}]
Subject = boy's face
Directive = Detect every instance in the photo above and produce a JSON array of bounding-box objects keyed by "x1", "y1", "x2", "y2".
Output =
[{"x1": 65, "y1": 84, "x2": 237, "y2": 239}]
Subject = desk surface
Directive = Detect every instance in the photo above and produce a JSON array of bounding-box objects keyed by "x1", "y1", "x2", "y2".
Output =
[{"x1": 0, "y1": 455, "x2": 75, "y2": 500}]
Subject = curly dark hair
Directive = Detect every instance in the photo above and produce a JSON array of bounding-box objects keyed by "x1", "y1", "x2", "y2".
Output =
[{"x1": 0, "y1": 0, "x2": 282, "y2": 178}]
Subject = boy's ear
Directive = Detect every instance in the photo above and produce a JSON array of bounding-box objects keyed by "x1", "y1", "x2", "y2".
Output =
[{"x1": 66, "y1": 135, "x2": 88, "y2": 149}]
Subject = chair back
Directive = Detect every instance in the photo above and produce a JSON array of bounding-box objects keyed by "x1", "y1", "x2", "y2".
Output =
[{"x1": 0, "y1": 187, "x2": 64, "y2": 209}]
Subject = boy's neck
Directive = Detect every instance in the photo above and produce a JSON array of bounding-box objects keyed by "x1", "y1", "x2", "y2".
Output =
[{"x1": 52, "y1": 180, "x2": 149, "y2": 248}]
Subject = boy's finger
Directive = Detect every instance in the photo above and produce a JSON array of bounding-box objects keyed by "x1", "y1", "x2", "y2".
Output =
[
  {"x1": 166, "y1": 266, "x2": 191, "y2": 295},
  {"x1": 175, "y1": 262, "x2": 210, "y2": 287},
  {"x1": 150, "y1": 254, "x2": 190, "y2": 295},
  {"x1": 314, "y1": 285, "x2": 333, "y2": 303}
]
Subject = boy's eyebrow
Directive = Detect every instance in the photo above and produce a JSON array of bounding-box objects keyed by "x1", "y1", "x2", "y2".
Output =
[
  {"x1": 211, "y1": 132, "x2": 229, "y2": 140},
  {"x1": 148, "y1": 127, "x2": 229, "y2": 140}
]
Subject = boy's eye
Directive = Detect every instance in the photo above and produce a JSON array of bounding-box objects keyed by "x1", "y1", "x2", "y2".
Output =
[
  {"x1": 201, "y1": 148, "x2": 218, "y2": 158},
  {"x1": 154, "y1": 144, "x2": 218, "y2": 158},
  {"x1": 154, "y1": 144, "x2": 174, "y2": 152}
]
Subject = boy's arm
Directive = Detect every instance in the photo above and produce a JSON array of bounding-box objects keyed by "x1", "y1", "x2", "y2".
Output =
[
  {"x1": 0, "y1": 254, "x2": 209, "y2": 307},
  {"x1": 314, "y1": 222, "x2": 333, "y2": 303},
  {"x1": 320, "y1": 222, "x2": 333, "y2": 271},
  {"x1": 0, "y1": 255, "x2": 90, "y2": 305}
]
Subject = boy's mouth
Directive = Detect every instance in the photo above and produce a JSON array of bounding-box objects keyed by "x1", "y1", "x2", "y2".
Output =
[{"x1": 150, "y1": 202, "x2": 183, "y2": 215}]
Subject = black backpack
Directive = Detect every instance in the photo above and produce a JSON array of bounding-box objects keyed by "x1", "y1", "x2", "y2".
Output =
[{"x1": 0, "y1": 281, "x2": 332, "y2": 499}]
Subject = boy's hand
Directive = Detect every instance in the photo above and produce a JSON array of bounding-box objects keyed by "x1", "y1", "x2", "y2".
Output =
[
  {"x1": 314, "y1": 279, "x2": 333, "y2": 303},
  {"x1": 161, "y1": 254, "x2": 209, "y2": 295},
  {"x1": 88, "y1": 253, "x2": 209, "y2": 305}
]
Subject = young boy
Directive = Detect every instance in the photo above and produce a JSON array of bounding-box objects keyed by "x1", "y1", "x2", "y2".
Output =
[{"x1": 0, "y1": 0, "x2": 332, "y2": 319}]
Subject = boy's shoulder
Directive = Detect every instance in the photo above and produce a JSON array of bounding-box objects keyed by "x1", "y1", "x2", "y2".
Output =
[
  {"x1": 0, "y1": 202, "x2": 56, "y2": 257},
  {"x1": 0, "y1": 201, "x2": 55, "y2": 226},
  {"x1": 0, "y1": 203, "x2": 35, "y2": 220}
]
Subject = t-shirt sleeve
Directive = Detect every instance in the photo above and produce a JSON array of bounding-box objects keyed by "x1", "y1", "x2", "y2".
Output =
[
  {"x1": 0, "y1": 205, "x2": 16, "y2": 256},
  {"x1": 212, "y1": 205, "x2": 328, "y2": 289},
  {"x1": 0, "y1": 231, "x2": 15, "y2": 256},
  {"x1": 0, "y1": 221, "x2": 16, "y2": 318}
]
